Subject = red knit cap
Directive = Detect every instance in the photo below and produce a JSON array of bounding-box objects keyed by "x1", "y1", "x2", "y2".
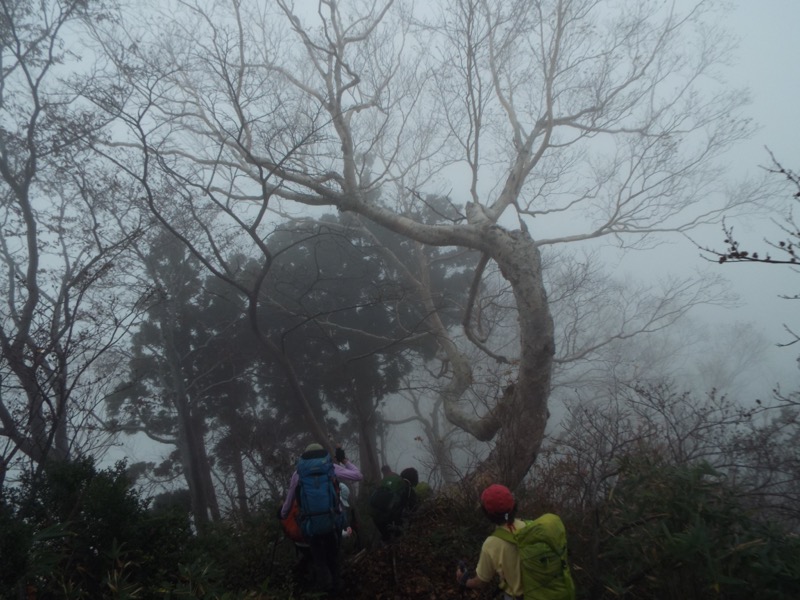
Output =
[{"x1": 480, "y1": 484, "x2": 514, "y2": 514}]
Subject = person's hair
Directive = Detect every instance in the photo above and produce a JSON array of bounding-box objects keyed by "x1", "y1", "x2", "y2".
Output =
[
  {"x1": 482, "y1": 502, "x2": 517, "y2": 525},
  {"x1": 400, "y1": 467, "x2": 419, "y2": 487},
  {"x1": 381, "y1": 464, "x2": 393, "y2": 475}
]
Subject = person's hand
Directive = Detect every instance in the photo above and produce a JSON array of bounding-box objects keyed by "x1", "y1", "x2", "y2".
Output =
[
  {"x1": 335, "y1": 446, "x2": 346, "y2": 463},
  {"x1": 456, "y1": 561, "x2": 469, "y2": 587}
]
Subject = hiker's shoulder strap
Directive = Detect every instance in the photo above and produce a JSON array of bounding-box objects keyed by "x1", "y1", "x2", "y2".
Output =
[{"x1": 491, "y1": 525, "x2": 518, "y2": 544}]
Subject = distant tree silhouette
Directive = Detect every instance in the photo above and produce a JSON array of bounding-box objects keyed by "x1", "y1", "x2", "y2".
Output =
[{"x1": 110, "y1": 211, "x2": 473, "y2": 516}]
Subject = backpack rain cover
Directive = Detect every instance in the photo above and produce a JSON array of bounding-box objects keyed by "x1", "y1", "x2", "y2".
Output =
[
  {"x1": 492, "y1": 513, "x2": 576, "y2": 600},
  {"x1": 296, "y1": 449, "x2": 341, "y2": 538}
]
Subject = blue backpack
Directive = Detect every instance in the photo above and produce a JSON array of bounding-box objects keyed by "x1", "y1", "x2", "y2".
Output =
[{"x1": 296, "y1": 448, "x2": 342, "y2": 538}]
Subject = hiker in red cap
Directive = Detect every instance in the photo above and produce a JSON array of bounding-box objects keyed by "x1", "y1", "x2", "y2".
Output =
[
  {"x1": 456, "y1": 483, "x2": 576, "y2": 600},
  {"x1": 455, "y1": 483, "x2": 525, "y2": 599}
]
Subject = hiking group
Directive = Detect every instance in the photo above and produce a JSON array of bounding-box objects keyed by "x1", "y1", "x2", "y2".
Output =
[
  {"x1": 278, "y1": 442, "x2": 574, "y2": 599},
  {"x1": 278, "y1": 443, "x2": 423, "y2": 596}
]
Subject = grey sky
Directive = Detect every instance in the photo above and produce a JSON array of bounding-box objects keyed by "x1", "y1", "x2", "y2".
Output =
[
  {"x1": 659, "y1": 0, "x2": 800, "y2": 392},
  {"x1": 728, "y1": 1, "x2": 799, "y2": 165},
  {"x1": 111, "y1": 0, "x2": 800, "y2": 469}
]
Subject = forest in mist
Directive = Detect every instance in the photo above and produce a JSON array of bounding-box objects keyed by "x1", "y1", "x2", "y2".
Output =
[{"x1": 0, "y1": 0, "x2": 798, "y2": 598}]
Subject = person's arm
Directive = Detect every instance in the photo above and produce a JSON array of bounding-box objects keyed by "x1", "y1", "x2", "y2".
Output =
[
  {"x1": 456, "y1": 542, "x2": 495, "y2": 590},
  {"x1": 333, "y1": 458, "x2": 363, "y2": 482},
  {"x1": 279, "y1": 472, "x2": 299, "y2": 519},
  {"x1": 455, "y1": 566, "x2": 489, "y2": 590}
]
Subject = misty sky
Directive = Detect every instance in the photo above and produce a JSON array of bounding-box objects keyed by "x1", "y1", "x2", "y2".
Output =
[
  {"x1": 368, "y1": 1, "x2": 800, "y2": 469},
  {"x1": 728, "y1": 1, "x2": 799, "y2": 166},
  {"x1": 616, "y1": 0, "x2": 800, "y2": 395},
  {"x1": 114, "y1": 1, "x2": 800, "y2": 467},
  {"x1": 704, "y1": 0, "x2": 800, "y2": 386}
]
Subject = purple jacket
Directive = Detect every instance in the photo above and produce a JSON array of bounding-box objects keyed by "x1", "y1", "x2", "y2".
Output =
[{"x1": 280, "y1": 459, "x2": 363, "y2": 519}]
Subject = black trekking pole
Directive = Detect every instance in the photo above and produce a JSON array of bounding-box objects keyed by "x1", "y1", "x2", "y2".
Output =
[{"x1": 267, "y1": 532, "x2": 281, "y2": 577}]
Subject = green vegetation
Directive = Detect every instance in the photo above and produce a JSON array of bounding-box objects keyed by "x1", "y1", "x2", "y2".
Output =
[{"x1": 2, "y1": 450, "x2": 798, "y2": 599}]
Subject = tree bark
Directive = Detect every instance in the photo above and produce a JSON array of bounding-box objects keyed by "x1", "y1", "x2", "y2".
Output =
[
  {"x1": 157, "y1": 299, "x2": 216, "y2": 528},
  {"x1": 355, "y1": 388, "x2": 381, "y2": 481}
]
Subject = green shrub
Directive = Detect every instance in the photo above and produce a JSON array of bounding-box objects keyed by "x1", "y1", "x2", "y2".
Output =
[
  {"x1": 1, "y1": 456, "x2": 193, "y2": 598},
  {"x1": 594, "y1": 456, "x2": 800, "y2": 599},
  {"x1": 0, "y1": 496, "x2": 34, "y2": 598}
]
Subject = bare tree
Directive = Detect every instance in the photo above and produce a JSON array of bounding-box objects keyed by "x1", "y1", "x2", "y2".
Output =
[
  {"x1": 704, "y1": 154, "x2": 800, "y2": 267},
  {"x1": 92, "y1": 0, "x2": 758, "y2": 488},
  {"x1": 702, "y1": 152, "x2": 800, "y2": 348},
  {"x1": 0, "y1": 0, "x2": 141, "y2": 480},
  {"x1": 535, "y1": 378, "x2": 800, "y2": 525}
]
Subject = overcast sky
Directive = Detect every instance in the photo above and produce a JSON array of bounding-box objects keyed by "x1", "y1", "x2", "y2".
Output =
[
  {"x1": 113, "y1": 0, "x2": 800, "y2": 467},
  {"x1": 701, "y1": 0, "x2": 800, "y2": 388},
  {"x1": 728, "y1": 1, "x2": 799, "y2": 165}
]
